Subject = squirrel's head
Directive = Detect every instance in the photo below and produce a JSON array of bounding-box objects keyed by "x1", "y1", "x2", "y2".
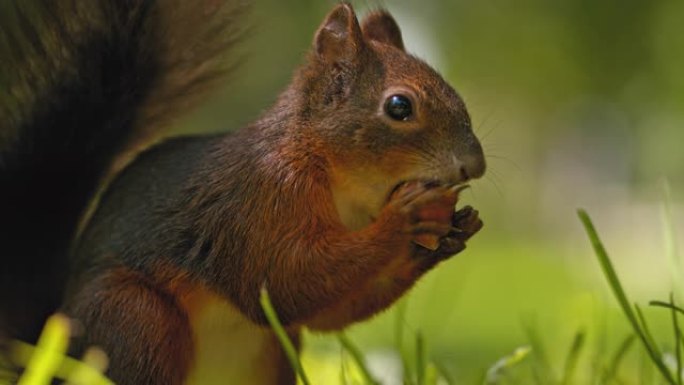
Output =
[{"x1": 291, "y1": 3, "x2": 485, "y2": 229}]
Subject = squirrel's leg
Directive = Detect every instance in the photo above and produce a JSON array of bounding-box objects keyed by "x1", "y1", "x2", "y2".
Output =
[
  {"x1": 307, "y1": 206, "x2": 482, "y2": 330},
  {"x1": 66, "y1": 266, "x2": 194, "y2": 385}
]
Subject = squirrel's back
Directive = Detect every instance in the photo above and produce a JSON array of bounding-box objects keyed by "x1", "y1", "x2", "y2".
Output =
[{"x1": 0, "y1": 0, "x2": 246, "y2": 342}]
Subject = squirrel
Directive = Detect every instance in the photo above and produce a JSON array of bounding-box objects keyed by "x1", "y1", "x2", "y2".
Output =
[{"x1": 0, "y1": 1, "x2": 486, "y2": 384}]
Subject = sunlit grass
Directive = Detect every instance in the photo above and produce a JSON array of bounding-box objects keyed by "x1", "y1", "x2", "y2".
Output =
[
  {"x1": 2, "y1": 314, "x2": 111, "y2": 385},
  {"x1": 579, "y1": 209, "x2": 676, "y2": 384}
]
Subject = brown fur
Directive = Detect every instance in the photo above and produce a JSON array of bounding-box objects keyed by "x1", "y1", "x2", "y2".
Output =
[
  {"x1": 67, "y1": 3, "x2": 486, "y2": 384},
  {"x1": 68, "y1": 265, "x2": 195, "y2": 385}
]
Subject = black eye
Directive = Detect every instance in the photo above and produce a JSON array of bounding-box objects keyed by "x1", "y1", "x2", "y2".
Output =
[{"x1": 384, "y1": 94, "x2": 413, "y2": 121}]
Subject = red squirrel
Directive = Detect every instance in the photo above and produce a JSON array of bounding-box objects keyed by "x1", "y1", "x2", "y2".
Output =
[{"x1": 0, "y1": 1, "x2": 485, "y2": 384}]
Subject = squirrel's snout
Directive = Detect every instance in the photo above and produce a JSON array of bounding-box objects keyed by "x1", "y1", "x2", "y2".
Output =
[
  {"x1": 459, "y1": 153, "x2": 486, "y2": 181},
  {"x1": 440, "y1": 152, "x2": 485, "y2": 186},
  {"x1": 458, "y1": 137, "x2": 486, "y2": 181}
]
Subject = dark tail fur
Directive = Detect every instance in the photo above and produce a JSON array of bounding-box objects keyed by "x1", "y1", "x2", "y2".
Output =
[{"x1": 0, "y1": 0, "x2": 245, "y2": 342}]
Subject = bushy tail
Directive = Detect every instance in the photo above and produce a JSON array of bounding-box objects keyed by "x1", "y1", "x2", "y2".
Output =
[{"x1": 0, "y1": 0, "x2": 246, "y2": 342}]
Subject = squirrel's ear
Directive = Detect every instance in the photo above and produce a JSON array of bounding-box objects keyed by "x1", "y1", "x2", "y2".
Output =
[
  {"x1": 361, "y1": 10, "x2": 405, "y2": 51},
  {"x1": 314, "y1": 3, "x2": 365, "y2": 64}
]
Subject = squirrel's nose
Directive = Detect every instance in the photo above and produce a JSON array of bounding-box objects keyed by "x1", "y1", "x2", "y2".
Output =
[
  {"x1": 455, "y1": 138, "x2": 486, "y2": 181},
  {"x1": 451, "y1": 131, "x2": 486, "y2": 181},
  {"x1": 463, "y1": 137, "x2": 486, "y2": 180},
  {"x1": 458, "y1": 153, "x2": 486, "y2": 181}
]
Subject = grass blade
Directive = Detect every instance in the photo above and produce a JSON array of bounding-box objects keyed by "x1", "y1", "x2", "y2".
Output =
[
  {"x1": 425, "y1": 363, "x2": 440, "y2": 385},
  {"x1": 634, "y1": 304, "x2": 664, "y2": 361},
  {"x1": 16, "y1": 314, "x2": 70, "y2": 385},
  {"x1": 640, "y1": 346, "x2": 655, "y2": 385},
  {"x1": 64, "y1": 347, "x2": 111, "y2": 385},
  {"x1": 522, "y1": 320, "x2": 555, "y2": 383},
  {"x1": 651, "y1": 301, "x2": 684, "y2": 317},
  {"x1": 560, "y1": 329, "x2": 585, "y2": 385},
  {"x1": 602, "y1": 334, "x2": 636, "y2": 384},
  {"x1": 483, "y1": 346, "x2": 531, "y2": 384},
  {"x1": 578, "y1": 209, "x2": 676, "y2": 384},
  {"x1": 661, "y1": 179, "x2": 683, "y2": 296},
  {"x1": 577, "y1": 210, "x2": 637, "y2": 327},
  {"x1": 394, "y1": 298, "x2": 415, "y2": 384},
  {"x1": 434, "y1": 361, "x2": 456, "y2": 385},
  {"x1": 259, "y1": 287, "x2": 311, "y2": 385},
  {"x1": 649, "y1": 302, "x2": 684, "y2": 361},
  {"x1": 337, "y1": 333, "x2": 380, "y2": 385},
  {"x1": 12, "y1": 343, "x2": 113, "y2": 385},
  {"x1": 672, "y1": 294, "x2": 682, "y2": 385},
  {"x1": 651, "y1": 295, "x2": 684, "y2": 384},
  {"x1": 416, "y1": 330, "x2": 426, "y2": 385},
  {"x1": 339, "y1": 349, "x2": 350, "y2": 385},
  {"x1": 589, "y1": 314, "x2": 608, "y2": 385}
]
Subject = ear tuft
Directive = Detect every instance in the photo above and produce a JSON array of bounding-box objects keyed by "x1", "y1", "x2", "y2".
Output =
[
  {"x1": 314, "y1": 3, "x2": 364, "y2": 63},
  {"x1": 361, "y1": 10, "x2": 405, "y2": 51}
]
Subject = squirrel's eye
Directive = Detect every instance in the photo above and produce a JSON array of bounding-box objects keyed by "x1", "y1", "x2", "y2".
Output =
[{"x1": 384, "y1": 94, "x2": 413, "y2": 121}]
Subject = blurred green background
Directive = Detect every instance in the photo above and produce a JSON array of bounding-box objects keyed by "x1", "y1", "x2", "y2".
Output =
[{"x1": 173, "y1": 1, "x2": 684, "y2": 383}]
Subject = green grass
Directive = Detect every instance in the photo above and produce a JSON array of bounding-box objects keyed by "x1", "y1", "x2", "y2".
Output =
[
  {"x1": 260, "y1": 287, "x2": 311, "y2": 385},
  {"x1": 2, "y1": 314, "x2": 112, "y2": 385},
  {"x1": 578, "y1": 209, "x2": 677, "y2": 384}
]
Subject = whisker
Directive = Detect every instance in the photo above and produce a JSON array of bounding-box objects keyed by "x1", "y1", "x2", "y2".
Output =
[
  {"x1": 484, "y1": 174, "x2": 504, "y2": 198},
  {"x1": 477, "y1": 119, "x2": 502, "y2": 143},
  {"x1": 486, "y1": 154, "x2": 523, "y2": 174},
  {"x1": 474, "y1": 109, "x2": 497, "y2": 133}
]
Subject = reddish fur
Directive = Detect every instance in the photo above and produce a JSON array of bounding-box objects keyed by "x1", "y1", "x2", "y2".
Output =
[{"x1": 69, "y1": 266, "x2": 195, "y2": 385}]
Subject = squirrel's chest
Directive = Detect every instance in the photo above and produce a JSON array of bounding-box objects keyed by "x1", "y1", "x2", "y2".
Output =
[{"x1": 181, "y1": 288, "x2": 282, "y2": 385}]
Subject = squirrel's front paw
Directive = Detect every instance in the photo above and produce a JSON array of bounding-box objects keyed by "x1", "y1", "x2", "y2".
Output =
[
  {"x1": 382, "y1": 182, "x2": 457, "y2": 248},
  {"x1": 416, "y1": 205, "x2": 483, "y2": 259},
  {"x1": 452, "y1": 205, "x2": 483, "y2": 241}
]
